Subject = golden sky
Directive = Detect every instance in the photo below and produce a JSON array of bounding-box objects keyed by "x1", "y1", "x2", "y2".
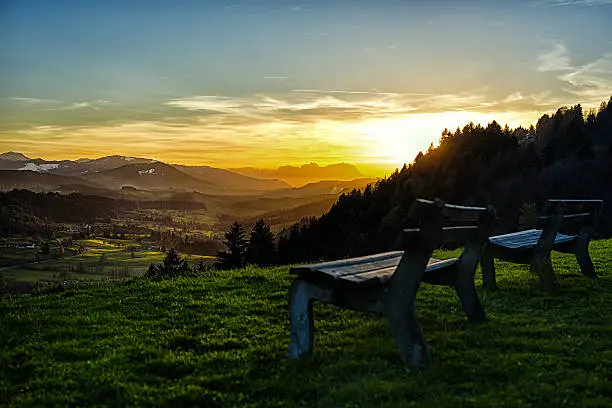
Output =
[{"x1": 1, "y1": 1, "x2": 611, "y2": 176}]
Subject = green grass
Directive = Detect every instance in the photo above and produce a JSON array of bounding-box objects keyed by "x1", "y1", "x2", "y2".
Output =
[
  {"x1": 1, "y1": 240, "x2": 611, "y2": 407},
  {"x1": 1, "y1": 239, "x2": 214, "y2": 284}
]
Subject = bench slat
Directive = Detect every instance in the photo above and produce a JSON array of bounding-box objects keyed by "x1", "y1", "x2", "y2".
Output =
[
  {"x1": 338, "y1": 258, "x2": 458, "y2": 284},
  {"x1": 290, "y1": 251, "x2": 404, "y2": 276},
  {"x1": 291, "y1": 254, "x2": 458, "y2": 287},
  {"x1": 415, "y1": 198, "x2": 487, "y2": 224},
  {"x1": 546, "y1": 199, "x2": 603, "y2": 203},
  {"x1": 488, "y1": 229, "x2": 575, "y2": 250}
]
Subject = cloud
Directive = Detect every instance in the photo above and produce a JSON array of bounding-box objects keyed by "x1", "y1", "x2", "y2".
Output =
[
  {"x1": 7, "y1": 97, "x2": 60, "y2": 105},
  {"x1": 533, "y1": 0, "x2": 612, "y2": 6},
  {"x1": 504, "y1": 92, "x2": 524, "y2": 103},
  {"x1": 164, "y1": 91, "x2": 503, "y2": 125},
  {"x1": 537, "y1": 44, "x2": 612, "y2": 103},
  {"x1": 166, "y1": 96, "x2": 242, "y2": 113},
  {"x1": 559, "y1": 52, "x2": 612, "y2": 100},
  {"x1": 538, "y1": 43, "x2": 572, "y2": 72},
  {"x1": 5, "y1": 97, "x2": 111, "y2": 111},
  {"x1": 292, "y1": 89, "x2": 398, "y2": 96},
  {"x1": 264, "y1": 75, "x2": 289, "y2": 81},
  {"x1": 48, "y1": 99, "x2": 111, "y2": 111}
]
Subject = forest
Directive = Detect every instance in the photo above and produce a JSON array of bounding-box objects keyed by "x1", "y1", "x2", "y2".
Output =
[{"x1": 0, "y1": 189, "x2": 206, "y2": 237}]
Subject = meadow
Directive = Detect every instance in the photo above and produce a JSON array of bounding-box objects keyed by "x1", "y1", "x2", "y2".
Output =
[
  {"x1": 1, "y1": 238, "x2": 214, "y2": 288},
  {"x1": 1, "y1": 240, "x2": 611, "y2": 407}
]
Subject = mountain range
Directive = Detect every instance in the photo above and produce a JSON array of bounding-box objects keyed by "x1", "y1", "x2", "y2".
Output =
[
  {"x1": 0, "y1": 152, "x2": 375, "y2": 198},
  {"x1": 230, "y1": 163, "x2": 364, "y2": 186}
]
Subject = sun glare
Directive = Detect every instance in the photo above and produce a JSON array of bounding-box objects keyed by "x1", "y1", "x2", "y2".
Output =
[{"x1": 351, "y1": 111, "x2": 538, "y2": 166}]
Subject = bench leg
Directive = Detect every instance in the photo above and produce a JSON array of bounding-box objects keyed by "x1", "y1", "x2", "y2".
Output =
[
  {"x1": 288, "y1": 278, "x2": 331, "y2": 359},
  {"x1": 573, "y1": 235, "x2": 597, "y2": 278},
  {"x1": 385, "y1": 300, "x2": 430, "y2": 369},
  {"x1": 480, "y1": 250, "x2": 497, "y2": 290},
  {"x1": 384, "y1": 259, "x2": 431, "y2": 368},
  {"x1": 455, "y1": 264, "x2": 486, "y2": 322},
  {"x1": 530, "y1": 259, "x2": 559, "y2": 293}
]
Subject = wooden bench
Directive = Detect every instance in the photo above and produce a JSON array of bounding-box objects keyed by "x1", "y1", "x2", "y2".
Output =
[
  {"x1": 288, "y1": 198, "x2": 496, "y2": 368},
  {"x1": 481, "y1": 199, "x2": 603, "y2": 292}
]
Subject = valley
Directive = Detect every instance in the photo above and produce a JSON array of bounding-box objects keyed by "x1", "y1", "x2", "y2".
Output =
[{"x1": 0, "y1": 152, "x2": 378, "y2": 288}]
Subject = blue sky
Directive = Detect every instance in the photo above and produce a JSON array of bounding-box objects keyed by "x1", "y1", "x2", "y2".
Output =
[{"x1": 1, "y1": 0, "x2": 611, "y2": 171}]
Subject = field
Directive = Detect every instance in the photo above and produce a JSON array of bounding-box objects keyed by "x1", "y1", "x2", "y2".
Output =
[
  {"x1": 1, "y1": 240, "x2": 611, "y2": 407},
  {"x1": 1, "y1": 239, "x2": 214, "y2": 288}
]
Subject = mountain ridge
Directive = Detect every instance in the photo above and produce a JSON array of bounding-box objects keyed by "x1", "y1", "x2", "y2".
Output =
[
  {"x1": 229, "y1": 162, "x2": 364, "y2": 186},
  {"x1": 0, "y1": 152, "x2": 374, "y2": 196}
]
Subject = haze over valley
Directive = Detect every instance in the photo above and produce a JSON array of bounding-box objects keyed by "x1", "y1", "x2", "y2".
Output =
[{"x1": 0, "y1": 151, "x2": 378, "y2": 238}]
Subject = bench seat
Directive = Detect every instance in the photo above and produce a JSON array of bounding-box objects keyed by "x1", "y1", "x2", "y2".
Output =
[
  {"x1": 481, "y1": 199, "x2": 602, "y2": 292},
  {"x1": 291, "y1": 251, "x2": 458, "y2": 287},
  {"x1": 488, "y1": 229, "x2": 576, "y2": 250}
]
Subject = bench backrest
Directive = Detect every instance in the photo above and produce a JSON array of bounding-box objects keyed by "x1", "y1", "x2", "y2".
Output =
[
  {"x1": 539, "y1": 199, "x2": 603, "y2": 236},
  {"x1": 397, "y1": 199, "x2": 496, "y2": 285},
  {"x1": 532, "y1": 199, "x2": 602, "y2": 257},
  {"x1": 402, "y1": 198, "x2": 496, "y2": 249}
]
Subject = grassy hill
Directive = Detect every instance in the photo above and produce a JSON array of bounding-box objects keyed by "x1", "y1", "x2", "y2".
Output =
[{"x1": 1, "y1": 240, "x2": 611, "y2": 407}]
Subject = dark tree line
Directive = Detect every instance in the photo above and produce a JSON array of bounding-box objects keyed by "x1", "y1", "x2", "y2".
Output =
[
  {"x1": 0, "y1": 189, "x2": 206, "y2": 238},
  {"x1": 276, "y1": 97, "x2": 612, "y2": 264},
  {"x1": 215, "y1": 219, "x2": 277, "y2": 270}
]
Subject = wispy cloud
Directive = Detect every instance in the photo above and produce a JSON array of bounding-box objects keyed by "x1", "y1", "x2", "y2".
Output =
[
  {"x1": 533, "y1": 0, "x2": 612, "y2": 6},
  {"x1": 292, "y1": 89, "x2": 398, "y2": 96},
  {"x1": 538, "y1": 44, "x2": 612, "y2": 103},
  {"x1": 7, "y1": 97, "x2": 60, "y2": 105},
  {"x1": 47, "y1": 99, "x2": 111, "y2": 111},
  {"x1": 166, "y1": 96, "x2": 241, "y2": 113},
  {"x1": 264, "y1": 75, "x2": 289, "y2": 81},
  {"x1": 538, "y1": 43, "x2": 572, "y2": 72},
  {"x1": 164, "y1": 91, "x2": 502, "y2": 124},
  {"x1": 5, "y1": 97, "x2": 111, "y2": 111},
  {"x1": 559, "y1": 52, "x2": 612, "y2": 100}
]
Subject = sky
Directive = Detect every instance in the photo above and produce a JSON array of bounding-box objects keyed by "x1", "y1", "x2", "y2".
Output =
[{"x1": 1, "y1": 0, "x2": 611, "y2": 175}]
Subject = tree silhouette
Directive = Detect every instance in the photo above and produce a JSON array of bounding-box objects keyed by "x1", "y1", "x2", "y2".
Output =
[
  {"x1": 145, "y1": 248, "x2": 190, "y2": 279},
  {"x1": 216, "y1": 221, "x2": 248, "y2": 270},
  {"x1": 246, "y1": 219, "x2": 276, "y2": 266}
]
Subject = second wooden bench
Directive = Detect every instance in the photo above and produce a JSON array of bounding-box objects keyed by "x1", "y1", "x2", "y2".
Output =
[{"x1": 480, "y1": 199, "x2": 603, "y2": 292}]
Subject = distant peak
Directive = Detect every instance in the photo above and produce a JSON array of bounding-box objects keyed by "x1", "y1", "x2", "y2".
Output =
[{"x1": 0, "y1": 151, "x2": 30, "y2": 161}]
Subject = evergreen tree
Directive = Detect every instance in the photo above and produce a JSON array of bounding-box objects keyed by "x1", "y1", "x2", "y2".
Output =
[
  {"x1": 215, "y1": 221, "x2": 248, "y2": 270},
  {"x1": 145, "y1": 248, "x2": 190, "y2": 279},
  {"x1": 246, "y1": 219, "x2": 276, "y2": 266}
]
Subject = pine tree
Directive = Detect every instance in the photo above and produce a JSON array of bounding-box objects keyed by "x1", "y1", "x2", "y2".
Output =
[
  {"x1": 246, "y1": 219, "x2": 276, "y2": 266},
  {"x1": 215, "y1": 221, "x2": 248, "y2": 270},
  {"x1": 145, "y1": 248, "x2": 190, "y2": 279}
]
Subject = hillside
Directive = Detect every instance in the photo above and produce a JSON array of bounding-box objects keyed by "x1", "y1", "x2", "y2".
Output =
[
  {"x1": 0, "y1": 170, "x2": 104, "y2": 193},
  {"x1": 264, "y1": 178, "x2": 378, "y2": 198},
  {"x1": 84, "y1": 162, "x2": 213, "y2": 191},
  {"x1": 1, "y1": 241, "x2": 610, "y2": 407},
  {"x1": 240, "y1": 196, "x2": 337, "y2": 228},
  {"x1": 0, "y1": 152, "x2": 29, "y2": 161},
  {"x1": 0, "y1": 189, "x2": 207, "y2": 236},
  {"x1": 231, "y1": 162, "x2": 364, "y2": 186},
  {"x1": 175, "y1": 164, "x2": 290, "y2": 192}
]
